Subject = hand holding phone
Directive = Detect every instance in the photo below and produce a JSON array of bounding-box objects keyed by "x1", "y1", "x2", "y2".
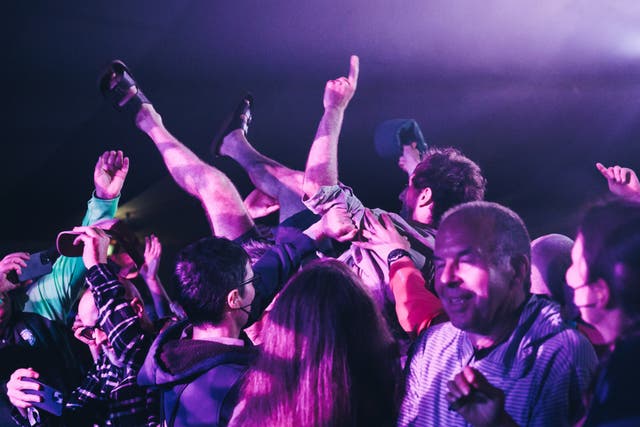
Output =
[
  {"x1": 21, "y1": 377, "x2": 64, "y2": 416},
  {"x1": 5, "y1": 250, "x2": 55, "y2": 284}
]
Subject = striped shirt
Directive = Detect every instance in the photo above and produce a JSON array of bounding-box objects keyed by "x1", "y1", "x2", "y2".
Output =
[{"x1": 399, "y1": 296, "x2": 598, "y2": 427}]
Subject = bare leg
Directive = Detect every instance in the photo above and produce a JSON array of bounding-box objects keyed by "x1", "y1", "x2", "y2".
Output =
[
  {"x1": 220, "y1": 129, "x2": 306, "y2": 222},
  {"x1": 137, "y1": 104, "x2": 254, "y2": 240}
]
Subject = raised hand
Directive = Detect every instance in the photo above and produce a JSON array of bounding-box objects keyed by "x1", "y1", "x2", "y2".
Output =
[
  {"x1": 323, "y1": 55, "x2": 359, "y2": 110},
  {"x1": 94, "y1": 150, "x2": 130, "y2": 199},
  {"x1": 596, "y1": 162, "x2": 640, "y2": 200},
  {"x1": 446, "y1": 367, "x2": 515, "y2": 427},
  {"x1": 139, "y1": 234, "x2": 162, "y2": 283},
  {"x1": 352, "y1": 209, "x2": 410, "y2": 261},
  {"x1": 0, "y1": 252, "x2": 30, "y2": 292},
  {"x1": 398, "y1": 143, "x2": 423, "y2": 176},
  {"x1": 72, "y1": 226, "x2": 111, "y2": 269}
]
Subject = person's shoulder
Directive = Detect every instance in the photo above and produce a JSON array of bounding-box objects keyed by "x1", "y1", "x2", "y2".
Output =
[{"x1": 414, "y1": 321, "x2": 458, "y2": 350}]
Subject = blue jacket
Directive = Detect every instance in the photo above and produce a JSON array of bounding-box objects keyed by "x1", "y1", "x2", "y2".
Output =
[{"x1": 138, "y1": 321, "x2": 255, "y2": 427}]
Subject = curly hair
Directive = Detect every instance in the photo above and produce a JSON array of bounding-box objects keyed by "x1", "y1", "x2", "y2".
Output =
[
  {"x1": 174, "y1": 237, "x2": 249, "y2": 325},
  {"x1": 412, "y1": 147, "x2": 486, "y2": 226}
]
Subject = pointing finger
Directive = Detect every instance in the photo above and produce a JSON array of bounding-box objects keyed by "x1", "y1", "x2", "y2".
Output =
[{"x1": 348, "y1": 55, "x2": 359, "y2": 86}]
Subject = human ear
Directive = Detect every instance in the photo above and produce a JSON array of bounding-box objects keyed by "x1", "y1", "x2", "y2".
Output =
[
  {"x1": 509, "y1": 254, "x2": 530, "y2": 289},
  {"x1": 227, "y1": 289, "x2": 241, "y2": 309},
  {"x1": 418, "y1": 187, "x2": 433, "y2": 207}
]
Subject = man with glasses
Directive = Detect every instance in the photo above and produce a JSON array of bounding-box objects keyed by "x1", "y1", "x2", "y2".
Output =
[
  {"x1": 137, "y1": 205, "x2": 355, "y2": 427},
  {"x1": 7, "y1": 226, "x2": 160, "y2": 427}
]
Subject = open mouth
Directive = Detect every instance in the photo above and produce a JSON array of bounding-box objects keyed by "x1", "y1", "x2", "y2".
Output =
[{"x1": 444, "y1": 293, "x2": 473, "y2": 311}]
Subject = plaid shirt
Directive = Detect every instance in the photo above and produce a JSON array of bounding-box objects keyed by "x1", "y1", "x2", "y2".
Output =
[{"x1": 64, "y1": 264, "x2": 159, "y2": 427}]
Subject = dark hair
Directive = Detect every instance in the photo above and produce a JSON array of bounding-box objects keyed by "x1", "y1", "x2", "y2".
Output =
[
  {"x1": 579, "y1": 198, "x2": 640, "y2": 332},
  {"x1": 232, "y1": 259, "x2": 400, "y2": 427},
  {"x1": 174, "y1": 237, "x2": 249, "y2": 325},
  {"x1": 412, "y1": 147, "x2": 486, "y2": 226},
  {"x1": 441, "y1": 201, "x2": 532, "y2": 291}
]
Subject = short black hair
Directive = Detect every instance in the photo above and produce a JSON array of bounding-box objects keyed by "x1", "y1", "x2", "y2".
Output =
[{"x1": 175, "y1": 236, "x2": 250, "y2": 325}]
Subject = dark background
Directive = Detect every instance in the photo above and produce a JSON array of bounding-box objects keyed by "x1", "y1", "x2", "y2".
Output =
[{"x1": 4, "y1": 1, "x2": 640, "y2": 263}]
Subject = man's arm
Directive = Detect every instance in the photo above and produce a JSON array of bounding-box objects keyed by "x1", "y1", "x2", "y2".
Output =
[
  {"x1": 138, "y1": 234, "x2": 172, "y2": 319},
  {"x1": 354, "y1": 210, "x2": 444, "y2": 335},
  {"x1": 302, "y1": 55, "x2": 359, "y2": 198},
  {"x1": 527, "y1": 331, "x2": 598, "y2": 426},
  {"x1": 248, "y1": 205, "x2": 357, "y2": 324},
  {"x1": 21, "y1": 151, "x2": 127, "y2": 323},
  {"x1": 75, "y1": 226, "x2": 149, "y2": 370}
]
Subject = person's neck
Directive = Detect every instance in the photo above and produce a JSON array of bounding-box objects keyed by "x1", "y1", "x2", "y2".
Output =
[
  {"x1": 468, "y1": 295, "x2": 527, "y2": 350},
  {"x1": 412, "y1": 204, "x2": 433, "y2": 226},
  {"x1": 192, "y1": 317, "x2": 242, "y2": 342}
]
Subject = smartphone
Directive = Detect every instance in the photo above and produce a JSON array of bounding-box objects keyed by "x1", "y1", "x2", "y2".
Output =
[
  {"x1": 7, "y1": 250, "x2": 55, "y2": 284},
  {"x1": 22, "y1": 377, "x2": 64, "y2": 416}
]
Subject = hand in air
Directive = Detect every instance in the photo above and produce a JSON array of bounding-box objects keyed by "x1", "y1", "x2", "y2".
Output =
[
  {"x1": 323, "y1": 55, "x2": 359, "y2": 110},
  {"x1": 94, "y1": 150, "x2": 129, "y2": 199},
  {"x1": 596, "y1": 162, "x2": 640, "y2": 201}
]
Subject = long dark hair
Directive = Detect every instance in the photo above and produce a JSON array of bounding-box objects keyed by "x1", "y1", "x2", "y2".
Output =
[{"x1": 232, "y1": 259, "x2": 400, "y2": 427}]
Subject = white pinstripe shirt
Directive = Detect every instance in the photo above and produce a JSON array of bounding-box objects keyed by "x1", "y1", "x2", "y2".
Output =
[{"x1": 399, "y1": 296, "x2": 598, "y2": 427}]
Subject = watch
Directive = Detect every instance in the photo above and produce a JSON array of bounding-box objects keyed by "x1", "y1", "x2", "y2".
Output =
[{"x1": 387, "y1": 248, "x2": 411, "y2": 267}]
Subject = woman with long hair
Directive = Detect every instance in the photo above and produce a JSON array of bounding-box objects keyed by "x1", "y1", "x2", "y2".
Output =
[
  {"x1": 565, "y1": 198, "x2": 640, "y2": 426},
  {"x1": 230, "y1": 259, "x2": 401, "y2": 427}
]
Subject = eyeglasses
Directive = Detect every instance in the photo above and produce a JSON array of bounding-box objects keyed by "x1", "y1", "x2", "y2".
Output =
[
  {"x1": 76, "y1": 325, "x2": 101, "y2": 341},
  {"x1": 237, "y1": 274, "x2": 260, "y2": 289}
]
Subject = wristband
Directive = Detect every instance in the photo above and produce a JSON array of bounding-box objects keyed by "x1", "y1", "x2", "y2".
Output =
[{"x1": 387, "y1": 248, "x2": 411, "y2": 267}]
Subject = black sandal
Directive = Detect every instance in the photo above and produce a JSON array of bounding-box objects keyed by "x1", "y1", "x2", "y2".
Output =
[
  {"x1": 99, "y1": 60, "x2": 150, "y2": 117},
  {"x1": 211, "y1": 92, "x2": 253, "y2": 157}
]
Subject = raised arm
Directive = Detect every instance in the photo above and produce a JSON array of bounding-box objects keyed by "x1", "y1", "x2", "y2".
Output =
[
  {"x1": 302, "y1": 55, "x2": 359, "y2": 198},
  {"x1": 74, "y1": 226, "x2": 150, "y2": 370},
  {"x1": 139, "y1": 234, "x2": 186, "y2": 320},
  {"x1": 248, "y1": 204, "x2": 357, "y2": 324},
  {"x1": 596, "y1": 162, "x2": 640, "y2": 201},
  {"x1": 21, "y1": 151, "x2": 126, "y2": 323}
]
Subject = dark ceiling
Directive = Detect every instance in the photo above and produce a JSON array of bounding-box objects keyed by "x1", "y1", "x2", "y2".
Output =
[{"x1": 5, "y1": 1, "x2": 640, "y2": 256}]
